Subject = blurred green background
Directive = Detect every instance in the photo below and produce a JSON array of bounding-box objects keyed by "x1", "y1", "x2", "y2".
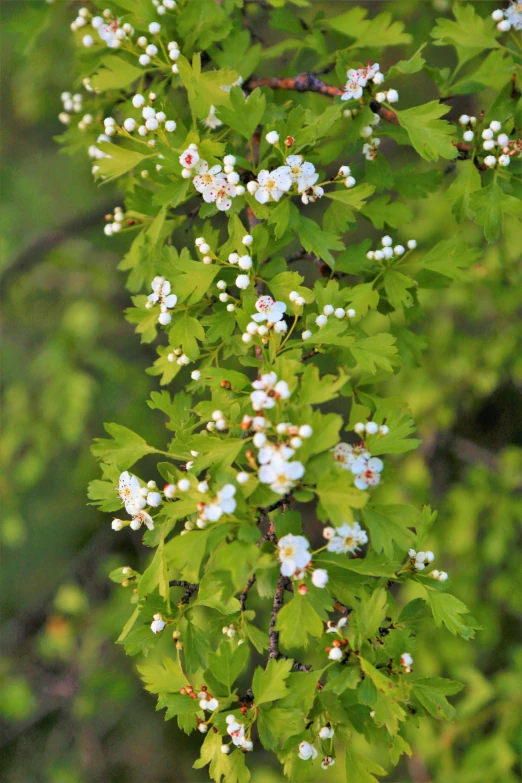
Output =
[{"x1": 1, "y1": 2, "x2": 521, "y2": 782}]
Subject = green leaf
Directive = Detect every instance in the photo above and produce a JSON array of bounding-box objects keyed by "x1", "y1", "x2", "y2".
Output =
[
  {"x1": 345, "y1": 749, "x2": 388, "y2": 783},
  {"x1": 412, "y1": 677, "x2": 463, "y2": 721},
  {"x1": 184, "y1": 620, "x2": 211, "y2": 673},
  {"x1": 276, "y1": 593, "x2": 324, "y2": 650},
  {"x1": 177, "y1": 53, "x2": 239, "y2": 118},
  {"x1": 420, "y1": 237, "x2": 481, "y2": 280},
  {"x1": 91, "y1": 423, "x2": 156, "y2": 469},
  {"x1": 257, "y1": 706, "x2": 303, "y2": 750},
  {"x1": 397, "y1": 101, "x2": 457, "y2": 162},
  {"x1": 187, "y1": 434, "x2": 244, "y2": 473},
  {"x1": 136, "y1": 658, "x2": 186, "y2": 694},
  {"x1": 328, "y1": 8, "x2": 410, "y2": 48},
  {"x1": 316, "y1": 471, "x2": 369, "y2": 525},
  {"x1": 361, "y1": 196, "x2": 413, "y2": 230},
  {"x1": 297, "y1": 364, "x2": 348, "y2": 405},
  {"x1": 387, "y1": 45, "x2": 426, "y2": 78},
  {"x1": 383, "y1": 270, "x2": 416, "y2": 310},
  {"x1": 207, "y1": 641, "x2": 249, "y2": 692},
  {"x1": 90, "y1": 55, "x2": 143, "y2": 91},
  {"x1": 325, "y1": 183, "x2": 376, "y2": 210},
  {"x1": 216, "y1": 86, "x2": 266, "y2": 139},
  {"x1": 298, "y1": 216, "x2": 343, "y2": 268},
  {"x1": 252, "y1": 657, "x2": 293, "y2": 705},
  {"x1": 349, "y1": 333, "x2": 398, "y2": 374},
  {"x1": 353, "y1": 588, "x2": 388, "y2": 640},
  {"x1": 169, "y1": 314, "x2": 206, "y2": 360},
  {"x1": 469, "y1": 182, "x2": 522, "y2": 243},
  {"x1": 425, "y1": 590, "x2": 474, "y2": 638},
  {"x1": 431, "y1": 4, "x2": 500, "y2": 54},
  {"x1": 447, "y1": 161, "x2": 482, "y2": 222},
  {"x1": 363, "y1": 505, "x2": 416, "y2": 558},
  {"x1": 96, "y1": 143, "x2": 153, "y2": 180}
]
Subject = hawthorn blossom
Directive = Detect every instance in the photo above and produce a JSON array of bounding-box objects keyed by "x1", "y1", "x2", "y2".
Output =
[
  {"x1": 332, "y1": 442, "x2": 370, "y2": 475},
  {"x1": 408, "y1": 548, "x2": 435, "y2": 571},
  {"x1": 326, "y1": 522, "x2": 368, "y2": 554},
  {"x1": 354, "y1": 457, "x2": 383, "y2": 490},
  {"x1": 252, "y1": 296, "x2": 287, "y2": 324},
  {"x1": 321, "y1": 756, "x2": 335, "y2": 769},
  {"x1": 255, "y1": 167, "x2": 292, "y2": 203},
  {"x1": 257, "y1": 441, "x2": 295, "y2": 465},
  {"x1": 226, "y1": 715, "x2": 253, "y2": 751},
  {"x1": 192, "y1": 161, "x2": 225, "y2": 193},
  {"x1": 298, "y1": 741, "x2": 318, "y2": 761},
  {"x1": 119, "y1": 471, "x2": 145, "y2": 514},
  {"x1": 130, "y1": 508, "x2": 154, "y2": 531},
  {"x1": 312, "y1": 569, "x2": 329, "y2": 588},
  {"x1": 277, "y1": 534, "x2": 311, "y2": 577},
  {"x1": 319, "y1": 726, "x2": 335, "y2": 739},
  {"x1": 150, "y1": 613, "x2": 166, "y2": 633},
  {"x1": 285, "y1": 155, "x2": 319, "y2": 193},
  {"x1": 250, "y1": 372, "x2": 291, "y2": 410},
  {"x1": 179, "y1": 146, "x2": 199, "y2": 169},
  {"x1": 493, "y1": 3, "x2": 522, "y2": 31},
  {"x1": 199, "y1": 484, "x2": 237, "y2": 524},
  {"x1": 326, "y1": 616, "x2": 348, "y2": 634},
  {"x1": 341, "y1": 63, "x2": 381, "y2": 101},
  {"x1": 259, "y1": 455, "x2": 305, "y2": 495},
  {"x1": 401, "y1": 652, "x2": 413, "y2": 672},
  {"x1": 202, "y1": 177, "x2": 236, "y2": 211}
]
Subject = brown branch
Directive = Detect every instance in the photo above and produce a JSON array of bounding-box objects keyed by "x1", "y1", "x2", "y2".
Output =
[
  {"x1": 169, "y1": 579, "x2": 199, "y2": 604},
  {"x1": 268, "y1": 575, "x2": 285, "y2": 659},
  {"x1": 247, "y1": 73, "x2": 343, "y2": 99},
  {"x1": 240, "y1": 574, "x2": 256, "y2": 611}
]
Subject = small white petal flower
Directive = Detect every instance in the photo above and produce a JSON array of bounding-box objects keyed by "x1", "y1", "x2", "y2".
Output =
[{"x1": 312, "y1": 569, "x2": 329, "y2": 588}]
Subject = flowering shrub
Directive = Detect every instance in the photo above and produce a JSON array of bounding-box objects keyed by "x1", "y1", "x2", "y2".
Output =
[{"x1": 52, "y1": 1, "x2": 522, "y2": 780}]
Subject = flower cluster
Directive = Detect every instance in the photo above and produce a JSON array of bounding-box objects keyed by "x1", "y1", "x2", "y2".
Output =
[
  {"x1": 167, "y1": 348, "x2": 191, "y2": 366},
  {"x1": 225, "y1": 714, "x2": 253, "y2": 752},
  {"x1": 492, "y1": 3, "x2": 522, "y2": 32},
  {"x1": 119, "y1": 93, "x2": 178, "y2": 137},
  {"x1": 103, "y1": 206, "x2": 125, "y2": 236},
  {"x1": 354, "y1": 420, "x2": 389, "y2": 436},
  {"x1": 360, "y1": 113, "x2": 382, "y2": 160},
  {"x1": 112, "y1": 472, "x2": 164, "y2": 531},
  {"x1": 481, "y1": 121, "x2": 512, "y2": 168},
  {"x1": 195, "y1": 484, "x2": 237, "y2": 529},
  {"x1": 367, "y1": 235, "x2": 416, "y2": 260},
  {"x1": 408, "y1": 548, "x2": 447, "y2": 580},
  {"x1": 250, "y1": 372, "x2": 291, "y2": 411},
  {"x1": 323, "y1": 521, "x2": 368, "y2": 554},
  {"x1": 78, "y1": 9, "x2": 135, "y2": 49},
  {"x1": 341, "y1": 62, "x2": 384, "y2": 101},
  {"x1": 58, "y1": 91, "x2": 92, "y2": 128},
  {"x1": 332, "y1": 442, "x2": 384, "y2": 490},
  {"x1": 152, "y1": 0, "x2": 177, "y2": 17},
  {"x1": 146, "y1": 276, "x2": 178, "y2": 325},
  {"x1": 242, "y1": 296, "x2": 287, "y2": 342},
  {"x1": 181, "y1": 147, "x2": 243, "y2": 211},
  {"x1": 313, "y1": 302, "x2": 356, "y2": 331}
]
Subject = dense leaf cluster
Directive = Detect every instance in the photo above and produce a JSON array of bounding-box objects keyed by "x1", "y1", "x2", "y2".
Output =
[{"x1": 53, "y1": 1, "x2": 522, "y2": 780}]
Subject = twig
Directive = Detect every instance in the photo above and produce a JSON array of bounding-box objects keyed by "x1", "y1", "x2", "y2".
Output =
[
  {"x1": 169, "y1": 579, "x2": 199, "y2": 604},
  {"x1": 240, "y1": 574, "x2": 256, "y2": 611},
  {"x1": 268, "y1": 575, "x2": 285, "y2": 659},
  {"x1": 247, "y1": 73, "x2": 343, "y2": 99}
]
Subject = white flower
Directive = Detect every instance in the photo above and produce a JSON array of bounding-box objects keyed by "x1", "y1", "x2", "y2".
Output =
[
  {"x1": 277, "y1": 534, "x2": 311, "y2": 577},
  {"x1": 321, "y1": 756, "x2": 335, "y2": 769},
  {"x1": 203, "y1": 105, "x2": 223, "y2": 129},
  {"x1": 328, "y1": 647, "x2": 343, "y2": 661},
  {"x1": 179, "y1": 147, "x2": 199, "y2": 169},
  {"x1": 236, "y1": 274, "x2": 250, "y2": 290},
  {"x1": 332, "y1": 442, "x2": 370, "y2": 475},
  {"x1": 150, "y1": 613, "x2": 166, "y2": 633},
  {"x1": 130, "y1": 509, "x2": 154, "y2": 530},
  {"x1": 252, "y1": 295, "x2": 287, "y2": 324},
  {"x1": 318, "y1": 726, "x2": 335, "y2": 739},
  {"x1": 327, "y1": 521, "x2": 368, "y2": 554},
  {"x1": 301, "y1": 185, "x2": 324, "y2": 205},
  {"x1": 298, "y1": 741, "x2": 318, "y2": 761},
  {"x1": 118, "y1": 471, "x2": 145, "y2": 514},
  {"x1": 259, "y1": 455, "x2": 305, "y2": 495},
  {"x1": 203, "y1": 178, "x2": 236, "y2": 211},
  {"x1": 200, "y1": 483, "x2": 236, "y2": 523},
  {"x1": 266, "y1": 130, "x2": 279, "y2": 144},
  {"x1": 255, "y1": 167, "x2": 292, "y2": 203},
  {"x1": 353, "y1": 457, "x2": 384, "y2": 490},
  {"x1": 505, "y1": 2, "x2": 522, "y2": 30},
  {"x1": 251, "y1": 372, "x2": 291, "y2": 410},
  {"x1": 312, "y1": 569, "x2": 329, "y2": 588},
  {"x1": 257, "y1": 441, "x2": 294, "y2": 465},
  {"x1": 147, "y1": 491, "x2": 162, "y2": 507},
  {"x1": 400, "y1": 652, "x2": 413, "y2": 672},
  {"x1": 285, "y1": 155, "x2": 319, "y2": 193},
  {"x1": 341, "y1": 71, "x2": 364, "y2": 101},
  {"x1": 148, "y1": 277, "x2": 178, "y2": 321},
  {"x1": 192, "y1": 160, "x2": 225, "y2": 193}
]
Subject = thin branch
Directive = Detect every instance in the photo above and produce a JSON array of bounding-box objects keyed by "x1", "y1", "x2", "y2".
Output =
[
  {"x1": 247, "y1": 73, "x2": 343, "y2": 99},
  {"x1": 169, "y1": 579, "x2": 199, "y2": 604},
  {"x1": 268, "y1": 575, "x2": 285, "y2": 659},
  {"x1": 240, "y1": 574, "x2": 256, "y2": 611}
]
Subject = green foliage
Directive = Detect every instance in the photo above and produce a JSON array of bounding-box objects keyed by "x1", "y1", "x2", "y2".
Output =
[{"x1": 4, "y1": 1, "x2": 517, "y2": 781}]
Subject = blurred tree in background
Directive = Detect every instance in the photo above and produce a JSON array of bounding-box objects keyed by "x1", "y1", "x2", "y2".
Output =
[{"x1": 0, "y1": 1, "x2": 521, "y2": 782}]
